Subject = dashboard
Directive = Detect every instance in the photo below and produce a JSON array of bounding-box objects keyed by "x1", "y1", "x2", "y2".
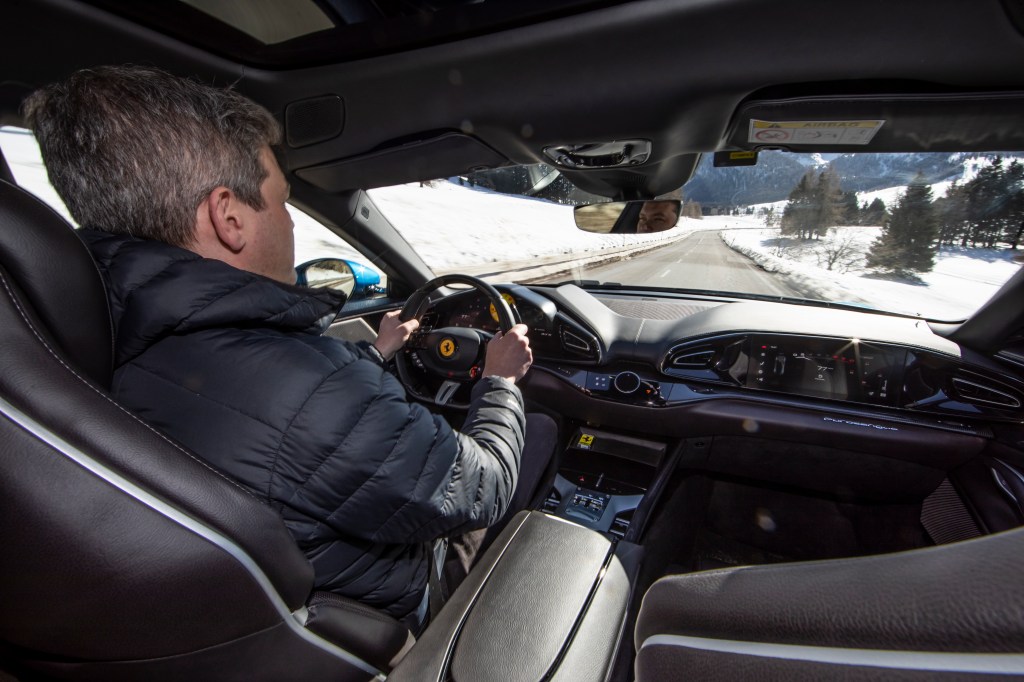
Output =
[
  {"x1": 663, "y1": 332, "x2": 1024, "y2": 420},
  {"x1": 414, "y1": 283, "x2": 1024, "y2": 426}
]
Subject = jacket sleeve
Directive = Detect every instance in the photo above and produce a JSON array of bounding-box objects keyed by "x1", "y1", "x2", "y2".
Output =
[
  {"x1": 376, "y1": 375, "x2": 526, "y2": 543},
  {"x1": 279, "y1": 351, "x2": 526, "y2": 546}
]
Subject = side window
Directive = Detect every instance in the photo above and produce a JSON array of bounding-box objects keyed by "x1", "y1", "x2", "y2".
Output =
[
  {"x1": 1, "y1": 126, "x2": 76, "y2": 224},
  {"x1": 290, "y1": 205, "x2": 388, "y2": 293},
  {"x1": 0, "y1": 126, "x2": 386, "y2": 292}
]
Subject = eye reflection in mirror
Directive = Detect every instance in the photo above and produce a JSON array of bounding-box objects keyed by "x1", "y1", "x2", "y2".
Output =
[{"x1": 574, "y1": 199, "x2": 681, "y2": 234}]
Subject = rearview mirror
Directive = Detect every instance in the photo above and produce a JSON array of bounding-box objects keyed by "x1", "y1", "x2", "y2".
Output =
[
  {"x1": 574, "y1": 199, "x2": 681, "y2": 234},
  {"x1": 295, "y1": 258, "x2": 383, "y2": 300}
]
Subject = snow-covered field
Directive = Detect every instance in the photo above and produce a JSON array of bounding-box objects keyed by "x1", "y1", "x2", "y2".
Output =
[
  {"x1": 3, "y1": 127, "x2": 1020, "y2": 321},
  {"x1": 371, "y1": 182, "x2": 1022, "y2": 320},
  {"x1": 367, "y1": 181, "x2": 702, "y2": 278},
  {"x1": 719, "y1": 216, "x2": 1022, "y2": 320}
]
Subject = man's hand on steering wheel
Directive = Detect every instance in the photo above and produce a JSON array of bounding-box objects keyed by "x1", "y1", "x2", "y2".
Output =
[
  {"x1": 375, "y1": 310, "x2": 420, "y2": 361},
  {"x1": 395, "y1": 274, "x2": 531, "y2": 407},
  {"x1": 482, "y1": 324, "x2": 533, "y2": 383}
]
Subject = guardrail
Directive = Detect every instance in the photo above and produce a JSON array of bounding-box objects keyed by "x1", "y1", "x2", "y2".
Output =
[{"x1": 439, "y1": 229, "x2": 696, "y2": 283}]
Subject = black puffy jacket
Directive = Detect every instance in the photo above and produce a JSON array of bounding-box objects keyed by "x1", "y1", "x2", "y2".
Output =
[{"x1": 80, "y1": 229, "x2": 525, "y2": 619}]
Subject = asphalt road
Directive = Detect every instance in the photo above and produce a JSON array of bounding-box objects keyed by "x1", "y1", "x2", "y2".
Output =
[{"x1": 565, "y1": 229, "x2": 802, "y2": 298}]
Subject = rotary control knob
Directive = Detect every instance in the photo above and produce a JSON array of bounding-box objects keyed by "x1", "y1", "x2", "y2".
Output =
[{"x1": 613, "y1": 371, "x2": 642, "y2": 394}]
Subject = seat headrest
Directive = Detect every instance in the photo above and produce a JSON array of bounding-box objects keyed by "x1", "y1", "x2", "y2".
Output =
[{"x1": 0, "y1": 180, "x2": 112, "y2": 386}]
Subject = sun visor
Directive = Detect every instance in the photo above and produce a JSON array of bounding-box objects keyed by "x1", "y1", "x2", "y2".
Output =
[
  {"x1": 725, "y1": 92, "x2": 1024, "y2": 153},
  {"x1": 294, "y1": 132, "x2": 509, "y2": 192}
]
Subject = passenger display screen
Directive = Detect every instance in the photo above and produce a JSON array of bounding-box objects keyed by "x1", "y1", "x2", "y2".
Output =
[{"x1": 746, "y1": 336, "x2": 905, "y2": 406}]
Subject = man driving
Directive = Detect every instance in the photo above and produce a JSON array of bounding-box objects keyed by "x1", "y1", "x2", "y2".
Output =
[{"x1": 24, "y1": 65, "x2": 549, "y2": 631}]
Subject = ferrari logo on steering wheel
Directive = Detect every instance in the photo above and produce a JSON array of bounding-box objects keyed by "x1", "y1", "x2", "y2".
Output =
[{"x1": 438, "y1": 337, "x2": 457, "y2": 358}]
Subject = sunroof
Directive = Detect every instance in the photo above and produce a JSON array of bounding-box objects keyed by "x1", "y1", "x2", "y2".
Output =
[
  {"x1": 85, "y1": 0, "x2": 626, "y2": 68},
  {"x1": 180, "y1": 0, "x2": 335, "y2": 45}
]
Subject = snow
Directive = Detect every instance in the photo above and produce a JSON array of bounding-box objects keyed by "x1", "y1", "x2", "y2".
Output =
[
  {"x1": 370, "y1": 182, "x2": 1021, "y2": 321},
  {"x1": 0, "y1": 128, "x2": 74, "y2": 223},
  {"x1": 719, "y1": 217, "x2": 1022, "y2": 321},
  {"x1": 4, "y1": 127, "x2": 1020, "y2": 322},
  {"x1": 366, "y1": 181, "x2": 703, "y2": 279}
]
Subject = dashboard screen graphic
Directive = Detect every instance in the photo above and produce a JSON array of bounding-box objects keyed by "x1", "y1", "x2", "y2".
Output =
[{"x1": 746, "y1": 336, "x2": 905, "y2": 406}]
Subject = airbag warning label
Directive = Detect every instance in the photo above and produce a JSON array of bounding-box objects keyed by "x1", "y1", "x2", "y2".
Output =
[{"x1": 749, "y1": 119, "x2": 884, "y2": 145}]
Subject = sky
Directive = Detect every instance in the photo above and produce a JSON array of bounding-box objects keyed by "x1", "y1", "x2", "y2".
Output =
[{"x1": 3, "y1": 127, "x2": 1019, "y2": 322}]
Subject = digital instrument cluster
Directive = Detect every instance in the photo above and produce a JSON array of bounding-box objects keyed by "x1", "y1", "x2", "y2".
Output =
[
  {"x1": 746, "y1": 335, "x2": 906, "y2": 406},
  {"x1": 443, "y1": 291, "x2": 547, "y2": 333}
]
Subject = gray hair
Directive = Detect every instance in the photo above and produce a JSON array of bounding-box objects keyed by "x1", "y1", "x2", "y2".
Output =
[{"x1": 23, "y1": 65, "x2": 281, "y2": 247}]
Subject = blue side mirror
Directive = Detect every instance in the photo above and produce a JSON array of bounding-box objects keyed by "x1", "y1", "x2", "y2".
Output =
[{"x1": 295, "y1": 258, "x2": 383, "y2": 300}]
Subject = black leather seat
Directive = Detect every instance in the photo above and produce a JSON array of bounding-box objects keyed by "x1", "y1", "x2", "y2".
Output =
[
  {"x1": 0, "y1": 179, "x2": 412, "y2": 681},
  {"x1": 634, "y1": 526, "x2": 1024, "y2": 680}
]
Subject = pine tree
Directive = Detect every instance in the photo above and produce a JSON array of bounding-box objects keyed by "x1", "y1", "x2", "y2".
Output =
[
  {"x1": 861, "y1": 197, "x2": 888, "y2": 227},
  {"x1": 780, "y1": 171, "x2": 814, "y2": 239},
  {"x1": 839, "y1": 191, "x2": 860, "y2": 225},
  {"x1": 1003, "y1": 160, "x2": 1024, "y2": 249},
  {"x1": 966, "y1": 158, "x2": 1005, "y2": 248},
  {"x1": 866, "y1": 173, "x2": 938, "y2": 275},
  {"x1": 780, "y1": 168, "x2": 847, "y2": 239},
  {"x1": 934, "y1": 182, "x2": 967, "y2": 246},
  {"x1": 810, "y1": 168, "x2": 843, "y2": 238}
]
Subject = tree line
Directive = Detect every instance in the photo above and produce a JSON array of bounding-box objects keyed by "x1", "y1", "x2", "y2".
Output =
[
  {"x1": 777, "y1": 158, "x2": 1024, "y2": 275},
  {"x1": 935, "y1": 157, "x2": 1024, "y2": 249}
]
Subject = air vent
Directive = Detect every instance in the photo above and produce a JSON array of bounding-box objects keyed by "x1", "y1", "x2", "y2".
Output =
[
  {"x1": 556, "y1": 318, "x2": 599, "y2": 361},
  {"x1": 561, "y1": 329, "x2": 591, "y2": 352},
  {"x1": 951, "y1": 376, "x2": 1022, "y2": 409},
  {"x1": 663, "y1": 336, "x2": 746, "y2": 385},
  {"x1": 668, "y1": 348, "x2": 714, "y2": 369}
]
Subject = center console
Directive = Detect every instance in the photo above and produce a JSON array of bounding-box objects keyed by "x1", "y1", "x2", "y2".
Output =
[
  {"x1": 388, "y1": 511, "x2": 641, "y2": 682},
  {"x1": 543, "y1": 427, "x2": 667, "y2": 541},
  {"x1": 388, "y1": 426, "x2": 671, "y2": 681}
]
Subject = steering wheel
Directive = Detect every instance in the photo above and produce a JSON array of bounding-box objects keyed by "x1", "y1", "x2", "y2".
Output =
[{"x1": 395, "y1": 274, "x2": 520, "y2": 409}]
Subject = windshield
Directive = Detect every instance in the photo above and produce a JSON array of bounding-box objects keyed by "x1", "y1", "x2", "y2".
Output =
[{"x1": 370, "y1": 152, "x2": 1024, "y2": 322}]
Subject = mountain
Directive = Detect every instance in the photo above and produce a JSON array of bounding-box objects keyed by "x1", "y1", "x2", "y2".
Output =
[
  {"x1": 683, "y1": 151, "x2": 1024, "y2": 207},
  {"x1": 682, "y1": 151, "x2": 811, "y2": 207}
]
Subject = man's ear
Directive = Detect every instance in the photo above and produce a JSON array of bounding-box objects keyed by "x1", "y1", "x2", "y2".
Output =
[{"x1": 205, "y1": 186, "x2": 246, "y2": 253}]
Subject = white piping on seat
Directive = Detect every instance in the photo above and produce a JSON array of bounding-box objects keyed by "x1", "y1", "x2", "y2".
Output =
[
  {"x1": 640, "y1": 634, "x2": 1024, "y2": 674},
  {"x1": 0, "y1": 394, "x2": 382, "y2": 678}
]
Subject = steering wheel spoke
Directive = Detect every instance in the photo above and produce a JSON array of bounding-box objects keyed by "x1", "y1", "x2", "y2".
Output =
[{"x1": 434, "y1": 380, "x2": 462, "y2": 407}]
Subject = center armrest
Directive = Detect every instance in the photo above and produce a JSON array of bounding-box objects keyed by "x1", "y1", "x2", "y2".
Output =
[{"x1": 390, "y1": 511, "x2": 639, "y2": 682}]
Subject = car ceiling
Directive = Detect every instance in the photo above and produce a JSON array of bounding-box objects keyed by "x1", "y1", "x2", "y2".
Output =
[{"x1": 3, "y1": 0, "x2": 1024, "y2": 200}]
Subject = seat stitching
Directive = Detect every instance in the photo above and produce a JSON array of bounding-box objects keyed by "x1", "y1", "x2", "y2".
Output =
[
  {"x1": 310, "y1": 593, "x2": 404, "y2": 626},
  {"x1": 0, "y1": 274, "x2": 259, "y2": 501},
  {"x1": 70, "y1": 229, "x2": 117, "y2": 370}
]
